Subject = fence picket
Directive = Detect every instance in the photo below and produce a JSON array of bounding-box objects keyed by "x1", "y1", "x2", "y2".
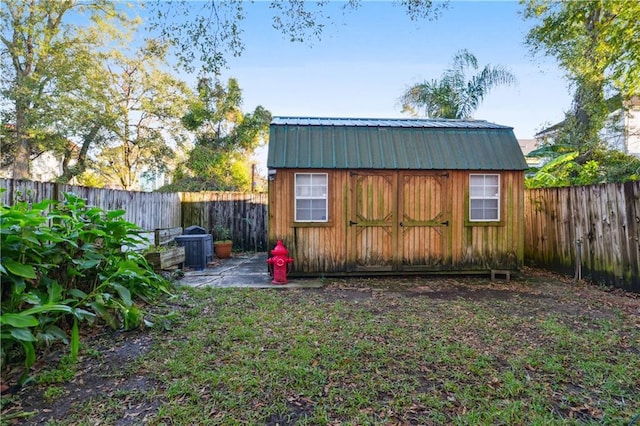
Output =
[{"x1": 525, "y1": 181, "x2": 639, "y2": 291}]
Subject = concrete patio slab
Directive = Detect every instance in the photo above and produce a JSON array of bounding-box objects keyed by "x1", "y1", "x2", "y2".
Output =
[{"x1": 176, "y1": 252, "x2": 325, "y2": 289}]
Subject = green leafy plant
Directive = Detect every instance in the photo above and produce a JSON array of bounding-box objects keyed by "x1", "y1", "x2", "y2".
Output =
[
  {"x1": 0, "y1": 191, "x2": 173, "y2": 385},
  {"x1": 213, "y1": 224, "x2": 232, "y2": 243}
]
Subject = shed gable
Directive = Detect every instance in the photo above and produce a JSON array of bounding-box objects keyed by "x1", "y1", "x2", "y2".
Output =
[{"x1": 267, "y1": 117, "x2": 528, "y2": 171}]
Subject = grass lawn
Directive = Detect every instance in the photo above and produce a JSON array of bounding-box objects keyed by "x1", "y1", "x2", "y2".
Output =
[{"x1": 2, "y1": 269, "x2": 639, "y2": 425}]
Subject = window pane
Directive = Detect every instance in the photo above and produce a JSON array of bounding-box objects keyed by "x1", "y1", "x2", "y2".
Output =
[
  {"x1": 296, "y1": 185, "x2": 310, "y2": 197},
  {"x1": 295, "y1": 173, "x2": 328, "y2": 221},
  {"x1": 470, "y1": 175, "x2": 485, "y2": 197},
  {"x1": 312, "y1": 174, "x2": 327, "y2": 185},
  {"x1": 470, "y1": 185, "x2": 484, "y2": 197},
  {"x1": 484, "y1": 199, "x2": 498, "y2": 210},
  {"x1": 470, "y1": 175, "x2": 483, "y2": 185},
  {"x1": 485, "y1": 209, "x2": 498, "y2": 220},
  {"x1": 310, "y1": 199, "x2": 326, "y2": 220},
  {"x1": 297, "y1": 199, "x2": 311, "y2": 209},
  {"x1": 296, "y1": 200, "x2": 311, "y2": 221},
  {"x1": 311, "y1": 209, "x2": 326, "y2": 221},
  {"x1": 470, "y1": 200, "x2": 484, "y2": 220},
  {"x1": 470, "y1": 199, "x2": 499, "y2": 220},
  {"x1": 483, "y1": 198, "x2": 499, "y2": 219},
  {"x1": 296, "y1": 174, "x2": 311, "y2": 185},
  {"x1": 484, "y1": 186, "x2": 498, "y2": 197},
  {"x1": 296, "y1": 203, "x2": 327, "y2": 220},
  {"x1": 485, "y1": 175, "x2": 499, "y2": 186},
  {"x1": 296, "y1": 208, "x2": 311, "y2": 221},
  {"x1": 311, "y1": 186, "x2": 327, "y2": 197}
]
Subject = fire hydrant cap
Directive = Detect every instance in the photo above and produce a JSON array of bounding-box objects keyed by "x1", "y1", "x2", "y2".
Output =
[{"x1": 270, "y1": 239, "x2": 289, "y2": 256}]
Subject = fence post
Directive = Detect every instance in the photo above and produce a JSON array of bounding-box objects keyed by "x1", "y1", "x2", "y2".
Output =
[{"x1": 574, "y1": 239, "x2": 582, "y2": 281}]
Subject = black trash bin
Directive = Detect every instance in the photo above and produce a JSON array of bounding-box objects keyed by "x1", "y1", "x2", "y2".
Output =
[
  {"x1": 175, "y1": 227, "x2": 212, "y2": 270},
  {"x1": 184, "y1": 225, "x2": 207, "y2": 235}
]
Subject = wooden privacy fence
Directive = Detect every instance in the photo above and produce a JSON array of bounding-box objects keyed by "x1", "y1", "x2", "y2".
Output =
[
  {"x1": 5, "y1": 178, "x2": 638, "y2": 285},
  {"x1": 179, "y1": 191, "x2": 268, "y2": 252},
  {"x1": 1, "y1": 179, "x2": 181, "y2": 230},
  {"x1": 1, "y1": 179, "x2": 268, "y2": 252},
  {"x1": 524, "y1": 182, "x2": 640, "y2": 292}
]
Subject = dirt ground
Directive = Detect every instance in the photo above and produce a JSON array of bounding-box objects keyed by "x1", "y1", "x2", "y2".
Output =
[{"x1": 2, "y1": 267, "x2": 639, "y2": 425}]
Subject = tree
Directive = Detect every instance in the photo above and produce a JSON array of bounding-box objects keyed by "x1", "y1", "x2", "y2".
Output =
[
  {"x1": 147, "y1": 0, "x2": 449, "y2": 74},
  {"x1": 89, "y1": 41, "x2": 191, "y2": 190},
  {"x1": 0, "y1": 0, "x2": 134, "y2": 179},
  {"x1": 523, "y1": 0, "x2": 640, "y2": 186},
  {"x1": 400, "y1": 49, "x2": 516, "y2": 119},
  {"x1": 525, "y1": 0, "x2": 639, "y2": 102},
  {"x1": 164, "y1": 78, "x2": 271, "y2": 192}
]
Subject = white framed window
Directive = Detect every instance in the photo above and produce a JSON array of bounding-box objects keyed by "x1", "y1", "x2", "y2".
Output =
[
  {"x1": 295, "y1": 173, "x2": 328, "y2": 222},
  {"x1": 469, "y1": 174, "x2": 500, "y2": 221}
]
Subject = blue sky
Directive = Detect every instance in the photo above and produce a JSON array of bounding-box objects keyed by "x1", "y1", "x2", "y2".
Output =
[{"x1": 211, "y1": 1, "x2": 572, "y2": 143}]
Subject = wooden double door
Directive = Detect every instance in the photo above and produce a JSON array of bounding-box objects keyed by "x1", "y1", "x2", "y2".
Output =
[{"x1": 348, "y1": 171, "x2": 450, "y2": 272}]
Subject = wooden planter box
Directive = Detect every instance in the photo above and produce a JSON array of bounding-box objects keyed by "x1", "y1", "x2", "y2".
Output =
[{"x1": 145, "y1": 246, "x2": 185, "y2": 270}]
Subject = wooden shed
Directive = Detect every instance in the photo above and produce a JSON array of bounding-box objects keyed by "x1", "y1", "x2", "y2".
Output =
[{"x1": 267, "y1": 117, "x2": 528, "y2": 276}]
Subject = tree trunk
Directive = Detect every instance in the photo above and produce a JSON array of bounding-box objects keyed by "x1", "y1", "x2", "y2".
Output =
[
  {"x1": 12, "y1": 103, "x2": 30, "y2": 179},
  {"x1": 58, "y1": 124, "x2": 101, "y2": 183}
]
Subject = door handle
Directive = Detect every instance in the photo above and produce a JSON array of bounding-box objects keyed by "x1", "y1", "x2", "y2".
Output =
[
  {"x1": 349, "y1": 220, "x2": 358, "y2": 226},
  {"x1": 441, "y1": 221, "x2": 449, "y2": 226}
]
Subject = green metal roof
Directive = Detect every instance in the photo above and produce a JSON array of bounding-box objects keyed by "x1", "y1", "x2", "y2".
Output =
[{"x1": 267, "y1": 117, "x2": 528, "y2": 171}]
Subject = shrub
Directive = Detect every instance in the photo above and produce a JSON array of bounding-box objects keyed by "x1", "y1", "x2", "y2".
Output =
[{"x1": 0, "y1": 192, "x2": 172, "y2": 385}]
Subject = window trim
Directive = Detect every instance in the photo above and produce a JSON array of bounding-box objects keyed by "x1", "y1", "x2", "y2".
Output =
[
  {"x1": 469, "y1": 173, "x2": 501, "y2": 222},
  {"x1": 294, "y1": 172, "x2": 329, "y2": 222}
]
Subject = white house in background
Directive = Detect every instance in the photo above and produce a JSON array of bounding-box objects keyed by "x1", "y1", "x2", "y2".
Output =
[
  {"x1": 535, "y1": 96, "x2": 640, "y2": 157},
  {"x1": 0, "y1": 150, "x2": 66, "y2": 182},
  {"x1": 0, "y1": 125, "x2": 79, "y2": 182},
  {"x1": 517, "y1": 138, "x2": 542, "y2": 168},
  {"x1": 139, "y1": 167, "x2": 170, "y2": 192},
  {"x1": 608, "y1": 96, "x2": 640, "y2": 157}
]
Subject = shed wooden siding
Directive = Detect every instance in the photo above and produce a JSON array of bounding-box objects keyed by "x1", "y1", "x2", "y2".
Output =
[{"x1": 268, "y1": 169, "x2": 524, "y2": 274}]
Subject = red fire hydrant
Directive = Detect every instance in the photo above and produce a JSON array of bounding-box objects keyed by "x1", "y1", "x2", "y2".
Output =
[{"x1": 267, "y1": 240, "x2": 294, "y2": 284}]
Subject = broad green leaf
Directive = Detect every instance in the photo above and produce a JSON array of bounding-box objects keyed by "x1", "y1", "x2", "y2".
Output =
[
  {"x1": 21, "y1": 304, "x2": 73, "y2": 316},
  {"x1": 118, "y1": 259, "x2": 144, "y2": 275},
  {"x1": 39, "y1": 325, "x2": 69, "y2": 345},
  {"x1": 47, "y1": 281, "x2": 63, "y2": 303},
  {"x1": 71, "y1": 308, "x2": 96, "y2": 321},
  {"x1": 107, "y1": 210, "x2": 126, "y2": 219},
  {"x1": 10, "y1": 328, "x2": 37, "y2": 342},
  {"x1": 71, "y1": 258, "x2": 102, "y2": 269},
  {"x1": 0, "y1": 313, "x2": 39, "y2": 327},
  {"x1": 111, "y1": 283, "x2": 132, "y2": 307},
  {"x1": 123, "y1": 306, "x2": 142, "y2": 330},
  {"x1": 70, "y1": 317, "x2": 79, "y2": 362},
  {"x1": 86, "y1": 207, "x2": 103, "y2": 216},
  {"x1": 22, "y1": 291, "x2": 41, "y2": 305},
  {"x1": 68, "y1": 288, "x2": 88, "y2": 299},
  {"x1": 32, "y1": 200, "x2": 53, "y2": 210},
  {"x1": 87, "y1": 302, "x2": 116, "y2": 328},
  {"x1": 2, "y1": 258, "x2": 36, "y2": 279},
  {"x1": 18, "y1": 340, "x2": 36, "y2": 386}
]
